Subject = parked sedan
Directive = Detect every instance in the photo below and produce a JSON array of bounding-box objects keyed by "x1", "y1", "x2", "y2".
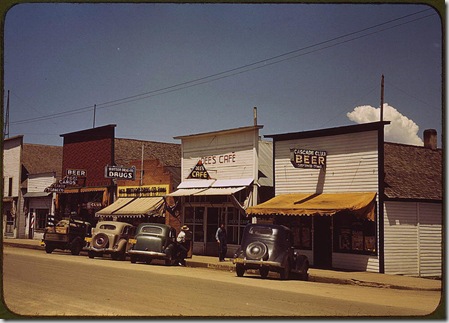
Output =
[
  {"x1": 128, "y1": 223, "x2": 180, "y2": 265},
  {"x1": 85, "y1": 221, "x2": 135, "y2": 260},
  {"x1": 233, "y1": 223, "x2": 309, "y2": 280}
]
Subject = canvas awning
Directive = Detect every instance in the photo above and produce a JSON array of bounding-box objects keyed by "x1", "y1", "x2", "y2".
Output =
[
  {"x1": 168, "y1": 186, "x2": 246, "y2": 197},
  {"x1": 95, "y1": 197, "x2": 164, "y2": 218},
  {"x1": 246, "y1": 192, "x2": 377, "y2": 221},
  {"x1": 95, "y1": 198, "x2": 135, "y2": 216},
  {"x1": 23, "y1": 192, "x2": 52, "y2": 198}
]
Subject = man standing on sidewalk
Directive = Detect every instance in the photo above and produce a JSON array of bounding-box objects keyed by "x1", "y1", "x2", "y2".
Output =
[{"x1": 215, "y1": 223, "x2": 227, "y2": 262}]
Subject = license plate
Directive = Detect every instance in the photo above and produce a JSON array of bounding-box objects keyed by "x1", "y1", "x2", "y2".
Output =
[
  {"x1": 128, "y1": 239, "x2": 137, "y2": 244},
  {"x1": 85, "y1": 237, "x2": 92, "y2": 243},
  {"x1": 233, "y1": 258, "x2": 244, "y2": 263}
]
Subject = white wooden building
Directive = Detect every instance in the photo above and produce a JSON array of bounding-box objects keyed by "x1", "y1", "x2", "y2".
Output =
[
  {"x1": 168, "y1": 125, "x2": 273, "y2": 256},
  {"x1": 247, "y1": 122, "x2": 442, "y2": 277}
]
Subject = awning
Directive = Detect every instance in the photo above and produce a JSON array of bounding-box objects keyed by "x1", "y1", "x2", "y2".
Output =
[
  {"x1": 95, "y1": 198, "x2": 135, "y2": 216},
  {"x1": 23, "y1": 192, "x2": 52, "y2": 198},
  {"x1": 246, "y1": 192, "x2": 377, "y2": 221},
  {"x1": 96, "y1": 197, "x2": 164, "y2": 218},
  {"x1": 61, "y1": 187, "x2": 107, "y2": 194},
  {"x1": 169, "y1": 186, "x2": 246, "y2": 197}
]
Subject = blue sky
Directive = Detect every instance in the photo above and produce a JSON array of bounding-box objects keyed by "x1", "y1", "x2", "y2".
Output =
[{"x1": 3, "y1": 3, "x2": 442, "y2": 147}]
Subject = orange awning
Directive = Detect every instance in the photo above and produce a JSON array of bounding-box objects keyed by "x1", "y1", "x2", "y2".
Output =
[{"x1": 246, "y1": 192, "x2": 377, "y2": 220}]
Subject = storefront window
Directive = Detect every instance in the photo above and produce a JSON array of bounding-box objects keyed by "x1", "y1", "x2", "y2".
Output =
[
  {"x1": 184, "y1": 207, "x2": 204, "y2": 242},
  {"x1": 276, "y1": 216, "x2": 312, "y2": 250},
  {"x1": 35, "y1": 209, "x2": 48, "y2": 230},
  {"x1": 227, "y1": 208, "x2": 249, "y2": 245},
  {"x1": 333, "y1": 212, "x2": 376, "y2": 255}
]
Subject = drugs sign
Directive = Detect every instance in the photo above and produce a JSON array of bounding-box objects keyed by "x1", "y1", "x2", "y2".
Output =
[
  {"x1": 105, "y1": 165, "x2": 136, "y2": 180},
  {"x1": 290, "y1": 149, "x2": 327, "y2": 169}
]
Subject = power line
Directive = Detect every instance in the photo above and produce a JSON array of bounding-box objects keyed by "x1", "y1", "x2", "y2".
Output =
[{"x1": 10, "y1": 8, "x2": 436, "y2": 126}]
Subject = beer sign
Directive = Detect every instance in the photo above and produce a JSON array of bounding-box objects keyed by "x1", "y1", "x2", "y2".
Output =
[{"x1": 290, "y1": 149, "x2": 327, "y2": 169}]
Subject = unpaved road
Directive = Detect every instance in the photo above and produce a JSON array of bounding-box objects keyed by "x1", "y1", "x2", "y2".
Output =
[{"x1": 2, "y1": 247, "x2": 442, "y2": 318}]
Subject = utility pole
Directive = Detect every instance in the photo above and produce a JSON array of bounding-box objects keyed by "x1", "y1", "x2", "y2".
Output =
[
  {"x1": 4, "y1": 90, "x2": 10, "y2": 138},
  {"x1": 93, "y1": 104, "x2": 96, "y2": 128},
  {"x1": 140, "y1": 144, "x2": 144, "y2": 187},
  {"x1": 380, "y1": 75, "x2": 384, "y2": 122}
]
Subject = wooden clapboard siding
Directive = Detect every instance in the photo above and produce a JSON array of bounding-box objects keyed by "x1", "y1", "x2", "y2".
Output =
[
  {"x1": 274, "y1": 130, "x2": 379, "y2": 195},
  {"x1": 418, "y1": 203, "x2": 442, "y2": 277},
  {"x1": 384, "y1": 201, "x2": 419, "y2": 275}
]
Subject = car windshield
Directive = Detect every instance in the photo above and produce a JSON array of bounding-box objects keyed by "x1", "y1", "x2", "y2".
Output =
[
  {"x1": 99, "y1": 224, "x2": 116, "y2": 231},
  {"x1": 248, "y1": 226, "x2": 273, "y2": 236},
  {"x1": 141, "y1": 226, "x2": 163, "y2": 235}
]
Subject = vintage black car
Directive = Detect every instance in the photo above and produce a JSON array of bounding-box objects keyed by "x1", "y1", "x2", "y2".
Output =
[
  {"x1": 85, "y1": 221, "x2": 135, "y2": 261},
  {"x1": 128, "y1": 223, "x2": 181, "y2": 265},
  {"x1": 42, "y1": 218, "x2": 92, "y2": 255},
  {"x1": 233, "y1": 224, "x2": 309, "y2": 280}
]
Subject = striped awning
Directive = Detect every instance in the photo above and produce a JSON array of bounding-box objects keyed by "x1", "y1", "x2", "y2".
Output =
[
  {"x1": 168, "y1": 186, "x2": 246, "y2": 197},
  {"x1": 246, "y1": 192, "x2": 377, "y2": 220},
  {"x1": 95, "y1": 197, "x2": 164, "y2": 218}
]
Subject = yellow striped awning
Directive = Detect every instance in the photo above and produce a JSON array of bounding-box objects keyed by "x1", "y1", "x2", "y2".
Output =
[{"x1": 246, "y1": 192, "x2": 377, "y2": 220}]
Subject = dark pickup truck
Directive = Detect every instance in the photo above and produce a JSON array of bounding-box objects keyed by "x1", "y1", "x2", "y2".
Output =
[{"x1": 42, "y1": 218, "x2": 92, "y2": 255}]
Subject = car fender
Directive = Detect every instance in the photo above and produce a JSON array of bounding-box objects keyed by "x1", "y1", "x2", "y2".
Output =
[{"x1": 116, "y1": 238, "x2": 128, "y2": 252}]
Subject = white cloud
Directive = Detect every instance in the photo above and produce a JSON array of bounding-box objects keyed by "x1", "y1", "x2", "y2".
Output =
[{"x1": 347, "y1": 104, "x2": 423, "y2": 146}]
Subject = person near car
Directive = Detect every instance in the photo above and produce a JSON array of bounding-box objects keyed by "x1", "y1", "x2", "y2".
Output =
[
  {"x1": 176, "y1": 225, "x2": 190, "y2": 266},
  {"x1": 215, "y1": 222, "x2": 227, "y2": 262}
]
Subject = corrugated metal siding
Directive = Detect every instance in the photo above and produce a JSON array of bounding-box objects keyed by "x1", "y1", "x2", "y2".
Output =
[
  {"x1": 274, "y1": 131, "x2": 379, "y2": 195},
  {"x1": 384, "y1": 202, "x2": 419, "y2": 275},
  {"x1": 418, "y1": 203, "x2": 442, "y2": 277}
]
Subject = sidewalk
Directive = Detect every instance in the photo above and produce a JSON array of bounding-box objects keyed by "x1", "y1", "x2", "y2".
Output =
[{"x1": 3, "y1": 238, "x2": 442, "y2": 292}]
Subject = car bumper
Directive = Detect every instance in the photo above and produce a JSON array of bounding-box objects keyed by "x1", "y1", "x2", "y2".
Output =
[
  {"x1": 232, "y1": 258, "x2": 283, "y2": 268},
  {"x1": 86, "y1": 246, "x2": 120, "y2": 254},
  {"x1": 128, "y1": 249, "x2": 167, "y2": 258}
]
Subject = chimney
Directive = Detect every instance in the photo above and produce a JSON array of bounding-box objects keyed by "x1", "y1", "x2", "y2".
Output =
[
  {"x1": 423, "y1": 129, "x2": 437, "y2": 150},
  {"x1": 253, "y1": 107, "x2": 258, "y2": 126}
]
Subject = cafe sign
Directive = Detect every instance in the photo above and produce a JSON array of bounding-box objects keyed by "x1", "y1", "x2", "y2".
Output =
[
  {"x1": 188, "y1": 160, "x2": 210, "y2": 179},
  {"x1": 290, "y1": 149, "x2": 327, "y2": 169}
]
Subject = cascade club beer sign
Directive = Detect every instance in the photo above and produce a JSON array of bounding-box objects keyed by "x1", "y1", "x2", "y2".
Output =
[
  {"x1": 188, "y1": 160, "x2": 210, "y2": 179},
  {"x1": 105, "y1": 165, "x2": 136, "y2": 180},
  {"x1": 290, "y1": 149, "x2": 327, "y2": 169}
]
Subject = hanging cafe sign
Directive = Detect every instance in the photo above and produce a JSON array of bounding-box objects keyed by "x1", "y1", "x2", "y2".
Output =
[
  {"x1": 188, "y1": 160, "x2": 211, "y2": 179},
  {"x1": 290, "y1": 149, "x2": 327, "y2": 169}
]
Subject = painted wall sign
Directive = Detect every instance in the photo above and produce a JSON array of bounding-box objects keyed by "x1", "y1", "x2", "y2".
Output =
[
  {"x1": 188, "y1": 160, "x2": 210, "y2": 179},
  {"x1": 118, "y1": 185, "x2": 169, "y2": 198},
  {"x1": 202, "y1": 152, "x2": 236, "y2": 165},
  {"x1": 105, "y1": 165, "x2": 136, "y2": 180},
  {"x1": 290, "y1": 149, "x2": 327, "y2": 169}
]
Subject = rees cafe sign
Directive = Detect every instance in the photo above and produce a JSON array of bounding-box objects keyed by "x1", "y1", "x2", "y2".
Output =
[
  {"x1": 188, "y1": 160, "x2": 211, "y2": 179},
  {"x1": 290, "y1": 149, "x2": 327, "y2": 169}
]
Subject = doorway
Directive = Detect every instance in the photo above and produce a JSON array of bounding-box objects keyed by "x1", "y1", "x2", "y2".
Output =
[{"x1": 313, "y1": 216, "x2": 332, "y2": 268}]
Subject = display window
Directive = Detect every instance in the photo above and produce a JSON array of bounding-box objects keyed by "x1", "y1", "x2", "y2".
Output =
[
  {"x1": 333, "y1": 212, "x2": 376, "y2": 255},
  {"x1": 276, "y1": 216, "x2": 312, "y2": 250}
]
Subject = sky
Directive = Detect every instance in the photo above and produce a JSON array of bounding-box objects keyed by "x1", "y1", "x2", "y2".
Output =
[{"x1": 3, "y1": 2, "x2": 443, "y2": 147}]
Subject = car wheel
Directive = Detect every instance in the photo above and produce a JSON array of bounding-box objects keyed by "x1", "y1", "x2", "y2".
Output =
[
  {"x1": 45, "y1": 244, "x2": 54, "y2": 254},
  {"x1": 280, "y1": 259, "x2": 290, "y2": 280},
  {"x1": 92, "y1": 233, "x2": 109, "y2": 249},
  {"x1": 70, "y1": 241, "x2": 82, "y2": 255},
  {"x1": 130, "y1": 255, "x2": 137, "y2": 263},
  {"x1": 236, "y1": 264, "x2": 245, "y2": 277},
  {"x1": 245, "y1": 241, "x2": 268, "y2": 260},
  {"x1": 259, "y1": 267, "x2": 269, "y2": 279}
]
